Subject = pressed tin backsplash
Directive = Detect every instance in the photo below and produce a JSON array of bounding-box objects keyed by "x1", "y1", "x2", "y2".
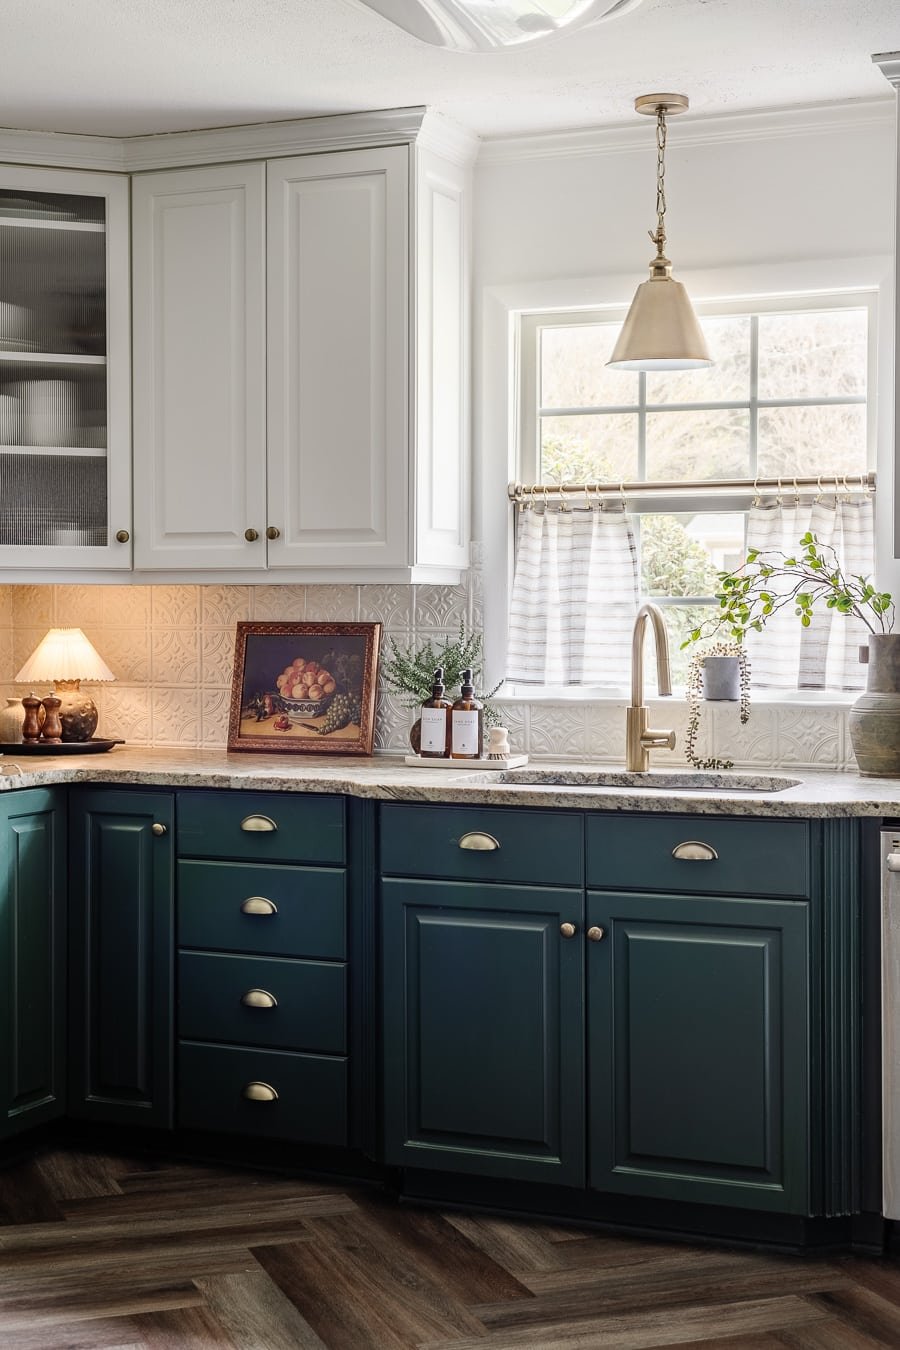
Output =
[{"x1": 0, "y1": 560, "x2": 858, "y2": 769}]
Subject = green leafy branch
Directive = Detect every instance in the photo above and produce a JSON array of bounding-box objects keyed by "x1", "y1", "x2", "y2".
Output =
[
  {"x1": 380, "y1": 622, "x2": 504, "y2": 725},
  {"x1": 683, "y1": 532, "x2": 893, "y2": 648}
]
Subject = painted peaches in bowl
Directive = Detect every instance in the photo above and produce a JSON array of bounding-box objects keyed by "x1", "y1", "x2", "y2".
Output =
[{"x1": 275, "y1": 656, "x2": 337, "y2": 717}]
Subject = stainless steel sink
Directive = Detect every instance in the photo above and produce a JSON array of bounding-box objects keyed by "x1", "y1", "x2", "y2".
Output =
[{"x1": 498, "y1": 768, "x2": 801, "y2": 793}]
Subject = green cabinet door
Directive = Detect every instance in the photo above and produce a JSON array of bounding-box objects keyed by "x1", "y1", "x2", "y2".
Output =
[
  {"x1": 382, "y1": 877, "x2": 585, "y2": 1185},
  {"x1": 68, "y1": 789, "x2": 174, "y2": 1128},
  {"x1": 0, "y1": 788, "x2": 66, "y2": 1140},
  {"x1": 588, "y1": 890, "x2": 809, "y2": 1212}
]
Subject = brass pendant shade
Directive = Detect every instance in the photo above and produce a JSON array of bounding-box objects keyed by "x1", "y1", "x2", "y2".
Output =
[
  {"x1": 607, "y1": 93, "x2": 712, "y2": 372},
  {"x1": 607, "y1": 270, "x2": 712, "y2": 370}
]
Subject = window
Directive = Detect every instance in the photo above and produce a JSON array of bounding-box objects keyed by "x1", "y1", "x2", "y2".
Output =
[{"x1": 512, "y1": 294, "x2": 874, "y2": 689}]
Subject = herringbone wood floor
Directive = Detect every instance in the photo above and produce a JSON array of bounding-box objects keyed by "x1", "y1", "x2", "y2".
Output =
[{"x1": 1, "y1": 1149, "x2": 900, "y2": 1349}]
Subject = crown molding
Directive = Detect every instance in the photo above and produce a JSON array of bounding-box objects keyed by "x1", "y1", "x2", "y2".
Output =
[
  {"x1": 476, "y1": 98, "x2": 896, "y2": 166},
  {"x1": 416, "y1": 111, "x2": 480, "y2": 167},
  {"x1": 0, "y1": 127, "x2": 125, "y2": 171},
  {"x1": 873, "y1": 51, "x2": 900, "y2": 89}
]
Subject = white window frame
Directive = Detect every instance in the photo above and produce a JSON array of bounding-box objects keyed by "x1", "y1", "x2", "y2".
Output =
[{"x1": 477, "y1": 257, "x2": 896, "y2": 705}]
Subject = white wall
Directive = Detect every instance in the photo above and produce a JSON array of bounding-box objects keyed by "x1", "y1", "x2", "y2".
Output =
[{"x1": 472, "y1": 102, "x2": 898, "y2": 693}]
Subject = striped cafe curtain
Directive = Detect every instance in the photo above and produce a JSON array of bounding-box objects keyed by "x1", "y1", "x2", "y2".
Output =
[
  {"x1": 506, "y1": 504, "x2": 639, "y2": 686},
  {"x1": 745, "y1": 493, "x2": 875, "y2": 692}
]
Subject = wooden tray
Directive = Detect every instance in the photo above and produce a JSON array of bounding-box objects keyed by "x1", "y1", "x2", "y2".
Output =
[{"x1": 0, "y1": 738, "x2": 124, "y2": 755}]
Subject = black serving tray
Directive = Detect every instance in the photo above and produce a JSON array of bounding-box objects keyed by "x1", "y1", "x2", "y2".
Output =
[{"x1": 0, "y1": 738, "x2": 124, "y2": 755}]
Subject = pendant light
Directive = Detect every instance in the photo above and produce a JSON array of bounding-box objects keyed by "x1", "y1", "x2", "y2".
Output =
[{"x1": 607, "y1": 94, "x2": 712, "y2": 371}]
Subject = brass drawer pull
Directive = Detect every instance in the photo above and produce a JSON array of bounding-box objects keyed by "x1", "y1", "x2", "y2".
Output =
[
  {"x1": 240, "y1": 988, "x2": 278, "y2": 1009},
  {"x1": 560, "y1": 922, "x2": 577, "y2": 939},
  {"x1": 672, "y1": 840, "x2": 719, "y2": 862},
  {"x1": 151, "y1": 822, "x2": 167, "y2": 836},
  {"x1": 240, "y1": 895, "x2": 278, "y2": 916},
  {"x1": 458, "y1": 831, "x2": 500, "y2": 852},
  {"x1": 241, "y1": 1081, "x2": 278, "y2": 1102},
  {"x1": 587, "y1": 926, "x2": 605, "y2": 942},
  {"x1": 240, "y1": 814, "x2": 278, "y2": 833}
]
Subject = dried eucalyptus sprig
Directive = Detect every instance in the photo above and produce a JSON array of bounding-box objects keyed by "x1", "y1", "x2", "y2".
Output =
[
  {"x1": 682, "y1": 532, "x2": 894, "y2": 648},
  {"x1": 380, "y1": 621, "x2": 504, "y2": 725},
  {"x1": 684, "y1": 642, "x2": 751, "y2": 771}
]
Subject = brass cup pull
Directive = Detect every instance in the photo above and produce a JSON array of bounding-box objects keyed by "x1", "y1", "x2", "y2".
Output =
[
  {"x1": 115, "y1": 529, "x2": 130, "y2": 543},
  {"x1": 245, "y1": 527, "x2": 259, "y2": 542},
  {"x1": 587, "y1": 925, "x2": 605, "y2": 942},
  {"x1": 266, "y1": 525, "x2": 281, "y2": 539},
  {"x1": 458, "y1": 831, "x2": 500, "y2": 852},
  {"x1": 672, "y1": 840, "x2": 718, "y2": 862},
  {"x1": 240, "y1": 895, "x2": 278, "y2": 916},
  {"x1": 560, "y1": 922, "x2": 577, "y2": 939},
  {"x1": 240, "y1": 988, "x2": 278, "y2": 1009},
  {"x1": 240, "y1": 814, "x2": 277, "y2": 833},
  {"x1": 241, "y1": 1081, "x2": 278, "y2": 1102},
  {"x1": 151, "y1": 822, "x2": 167, "y2": 836}
]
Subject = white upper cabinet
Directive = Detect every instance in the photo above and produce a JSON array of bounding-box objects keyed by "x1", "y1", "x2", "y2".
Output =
[
  {"x1": 129, "y1": 113, "x2": 472, "y2": 582},
  {"x1": 0, "y1": 163, "x2": 131, "y2": 570},
  {"x1": 266, "y1": 148, "x2": 409, "y2": 570},
  {"x1": 132, "y1": 162, "x2": 266, "y2": 571}
]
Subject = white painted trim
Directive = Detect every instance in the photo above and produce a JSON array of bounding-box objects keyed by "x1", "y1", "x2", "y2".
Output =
[
  {"x1": 0, "y1": 566, "x2": 465, "y2": 585},
  {"x1": 873, "y1": 52, "x2": 900, "y2": 89},
  {"x1": 476, "y1": 98, "x2": 895, "y2": 166},
  {"x1": 415, "y1": 111, "x2": 480, "y2": 168},
  {"x1": 0, "y1": 128, "x2": 125, "y2": 171}
]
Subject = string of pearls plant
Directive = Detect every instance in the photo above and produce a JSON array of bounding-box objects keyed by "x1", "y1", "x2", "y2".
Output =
[{"x1": 684, "y1": 642, "x2": 751, "y2": 770}]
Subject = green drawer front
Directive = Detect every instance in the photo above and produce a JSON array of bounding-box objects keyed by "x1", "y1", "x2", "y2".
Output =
[
  {"x1": 178, "y1": 1041, "x2": 347, "y2": 1145},
  {"x1": 177, "y1": 790, "x2": 344, "y2": 864},
  {"x1": 178, "y1": 951, "x2": 345, "y2": 1054},
  {"x1": 178, "y1": 860, "x2": 345, "y2": 959},
  {"x1": 380, "y1": 803, "x2": 583, "y2": 887},
  {"x1": 587, "y1": 815, "x2": 810, "y2": 897}
]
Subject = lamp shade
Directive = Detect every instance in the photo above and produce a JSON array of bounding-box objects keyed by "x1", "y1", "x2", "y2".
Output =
[
  {"x1": 607, "y1": 273, "x2": 712, "y2": 371},
  {"x1": 15, "y1": 628, "x2": 116, "y2": 684}
]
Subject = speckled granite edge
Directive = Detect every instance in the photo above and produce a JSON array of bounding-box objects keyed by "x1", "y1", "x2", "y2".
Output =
[{"x1": 1, "y1": 746, "x2": 899, "y2": 818}]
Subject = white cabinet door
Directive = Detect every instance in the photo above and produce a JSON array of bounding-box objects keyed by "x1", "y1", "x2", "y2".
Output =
[
  {"x1": 0, "y1": 164, "x2": 131, "y2": 570},
  {"x1": 266, "y1": 147, "x2": 409, "y2": 570},
  {"x1": 132, "y1": 162, "x2": 266, "y2": 570}
]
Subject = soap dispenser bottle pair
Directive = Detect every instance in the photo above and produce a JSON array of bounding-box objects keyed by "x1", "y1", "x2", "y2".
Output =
[{"x1": 419, "y1": 666, "x2": 483, "y2": 759}]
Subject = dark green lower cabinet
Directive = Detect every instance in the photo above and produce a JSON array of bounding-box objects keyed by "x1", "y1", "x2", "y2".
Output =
[
  {"x1": 0, "y1": 789, "x2": 66, "y2": 1140},
  {"x1": 588, "y1": 890, "x2": 809, "y2": 1212},
  {"x1": 68, "y1": 789, "x2": 174, "y2": 1128},
  {"x1": 382, "y1": 878, "x2": 585, "y2": 1185}
]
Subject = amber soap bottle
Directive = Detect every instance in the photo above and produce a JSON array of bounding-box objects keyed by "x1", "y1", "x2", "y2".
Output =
[
  {"x1": 451, "y1": 667, "x2": 483, "y2": 760},
  {"x1": 419, "y1": 666, "x2": 453, "y2": 758}
]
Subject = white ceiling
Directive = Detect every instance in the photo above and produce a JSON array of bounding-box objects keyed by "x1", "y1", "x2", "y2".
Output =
[{"x1": 3, "y1": 0, "x2": 898, "y2": 141}]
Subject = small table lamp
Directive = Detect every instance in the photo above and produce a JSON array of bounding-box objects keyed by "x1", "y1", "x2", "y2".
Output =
[{"x1": 15, "y1": 627, "x2": 116, "y2": 742}]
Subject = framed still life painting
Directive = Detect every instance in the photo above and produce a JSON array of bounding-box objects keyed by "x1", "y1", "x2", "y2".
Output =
[{"x1": 227, "y1": 621, "x2": 382, "y2": 755}]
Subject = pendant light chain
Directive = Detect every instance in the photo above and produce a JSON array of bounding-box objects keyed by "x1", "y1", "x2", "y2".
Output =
[{"x1": 652, "y1": 104, "x2": 667, "y2": 258}]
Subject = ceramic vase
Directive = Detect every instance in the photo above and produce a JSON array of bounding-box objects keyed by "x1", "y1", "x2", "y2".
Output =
[
  {"x1": 849, "y1": 634, "x2": 900, "y2": 776},
  {"x1": 0, "y1": 697, "x2": 25, "y2": 743},
  {"x1": 701, "y1": 655, "x2": 741, "y2": 701}
]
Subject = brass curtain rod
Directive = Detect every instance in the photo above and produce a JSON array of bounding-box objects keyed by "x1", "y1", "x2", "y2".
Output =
[{"x1": 508, "y1": 473, "x2": 876, "y2": 503}]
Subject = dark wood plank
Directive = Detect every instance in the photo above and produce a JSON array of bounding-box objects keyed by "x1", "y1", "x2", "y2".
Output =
[
  {"x1": 0, "y1": 1324, "x2": 145, "y2": 1350},
  {"x1": 0, "y1": 1159, "x2": 67, "y2": 1225},
  {"x1": 443, "y1": 1213, "x2": 565, "y2": 1275},
  {"x1": 130, "y1": 1305, "x2": 240, "y2": 1350},
  {"x1": 807, "y1": 1286, "x2": 900, "y2": 1345},
  {"x1": 194, "y1": 1268, "x2": 329, "y2": 1350}
]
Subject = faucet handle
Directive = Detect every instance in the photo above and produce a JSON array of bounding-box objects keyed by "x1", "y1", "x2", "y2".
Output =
[{"x1": 642, "y1": 727, "x2": 676, "y2": 751}]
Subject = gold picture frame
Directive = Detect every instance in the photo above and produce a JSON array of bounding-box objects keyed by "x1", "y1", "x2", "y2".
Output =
[{"x1": 227, "y1": 621, "x2": 382, "y2": 756}]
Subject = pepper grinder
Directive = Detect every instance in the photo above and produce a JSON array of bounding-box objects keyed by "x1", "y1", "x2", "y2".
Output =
[
  {"x1": 40, "y1": 691, "x2": 63, "y2": 744},
  {"x1": 21, "y1": 693, "x2": 43, "y2": 744}
]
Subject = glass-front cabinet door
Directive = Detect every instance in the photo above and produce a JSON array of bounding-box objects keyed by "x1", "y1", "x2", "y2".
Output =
[{"x1": 0, "y1": 165, "x2": 130, "y2": 569}]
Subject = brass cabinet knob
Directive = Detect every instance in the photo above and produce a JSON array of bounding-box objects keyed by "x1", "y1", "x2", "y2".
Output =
[
  {"x1": 244, "y1": 528, "x2": 259, "y2": 542},
  {"x1": 587, "y1": 925, "x2": 606, "y2": 942},
  {"x1": 240, "y1": 988, "x2": 278, "y2": 1009},
  {"x1": 115, "y1": 529, "x2": 130, "y2": 543},
  {"x1": 672, "y1": 840, "x2": 718, "y2": 862},
  {"x1": 151, "y1": 822, "x2": 167, "y2": 836},
  {"x1": 241, "y1": 1081, "x2": 278, "y2": 1102},
  {"x1": 458, "y1": 831, "x2": 500, "y2": 851},
  {"x1": 560, "y1": 922, "x2": 577, "y2": 939},
  {"x1": 266, "y1": 525, "x2": 281, "y2": 539},
  {"x1": 240, "y1": 814, "x2": 277, "y2": 832},
  {"x1": 240, "y1": 896, "x2": 278, "y2": 916}
]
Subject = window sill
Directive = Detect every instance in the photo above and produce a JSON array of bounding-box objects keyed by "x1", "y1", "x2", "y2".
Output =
[{"x1": 496, "y1": 687, "x2": 859, "y2": 710}]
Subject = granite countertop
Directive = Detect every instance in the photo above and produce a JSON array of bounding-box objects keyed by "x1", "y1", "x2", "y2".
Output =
[{"x1": 1, "y1": 744, "x2": 899, "y2": 817}]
